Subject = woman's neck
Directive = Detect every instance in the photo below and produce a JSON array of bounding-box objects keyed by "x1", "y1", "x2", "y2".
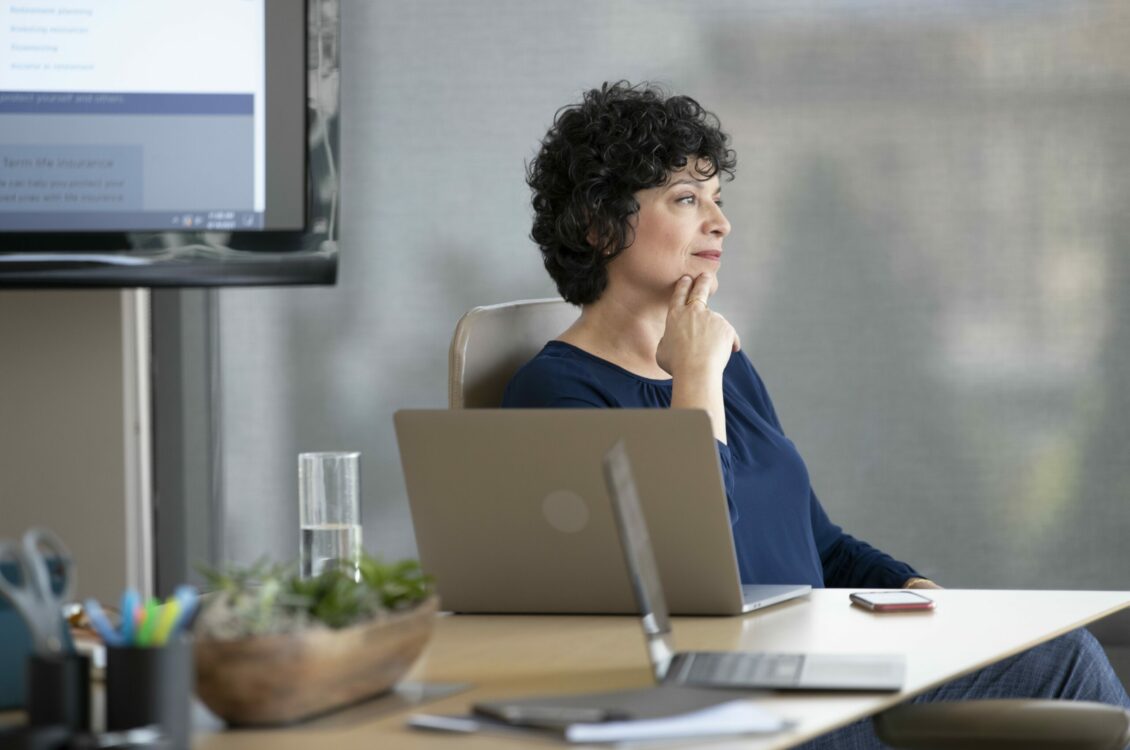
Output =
[{"x1": 557, "y1": 292, "x2": 671, "y2": 379}]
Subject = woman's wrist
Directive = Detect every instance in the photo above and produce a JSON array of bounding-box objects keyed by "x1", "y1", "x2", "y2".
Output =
[
  {"x1": 669, "y1": 357, "x2": 725, "y2": 383},
  {"x1": 670, "y1": 377, "x2": 727, "y2": 444}
]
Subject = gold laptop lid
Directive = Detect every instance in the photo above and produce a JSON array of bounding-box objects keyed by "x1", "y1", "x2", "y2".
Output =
[{"x1": 393, "y1": 408, "x2": 744, "y2": 615}]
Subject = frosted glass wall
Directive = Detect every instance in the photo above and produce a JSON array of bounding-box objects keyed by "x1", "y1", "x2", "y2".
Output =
[{"x1": 215, "y1": 1, "x2": 1130, "y2": 590}]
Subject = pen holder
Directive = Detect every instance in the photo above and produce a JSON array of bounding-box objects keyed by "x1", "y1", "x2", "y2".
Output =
[
  {"x1": 27, "y1": 651, "x2": 90, "y2": 730},
  {"x1": 106, "y1": 639, "x2": 193, "y2": 750}
]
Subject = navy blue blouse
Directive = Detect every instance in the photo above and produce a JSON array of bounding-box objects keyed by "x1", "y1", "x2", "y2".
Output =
[{"x1": 502, "y1": 341, "x2": 920, "y2": 589}]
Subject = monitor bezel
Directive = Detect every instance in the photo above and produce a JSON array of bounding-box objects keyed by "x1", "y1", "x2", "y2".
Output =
[{"x1": 0, "y1": 0, "x2": 338, "y2": 287}]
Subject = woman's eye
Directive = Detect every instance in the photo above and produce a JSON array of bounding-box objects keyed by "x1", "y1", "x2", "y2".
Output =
[
  {"x1": 676, "y1": 194, "x2": 696, "y2": 205},
  {"x1": 715, "y1": 199, "x2": 725, "y2": 208}
]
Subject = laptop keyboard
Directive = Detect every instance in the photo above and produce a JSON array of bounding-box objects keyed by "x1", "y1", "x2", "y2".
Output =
[{"x1": 679, "y1": 652, "x2": 806, "y2": 687}]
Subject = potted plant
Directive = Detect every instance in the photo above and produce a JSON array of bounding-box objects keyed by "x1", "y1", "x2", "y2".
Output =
[{"x1": 192, "y1": 556, "x2": 437, "y2": 726}]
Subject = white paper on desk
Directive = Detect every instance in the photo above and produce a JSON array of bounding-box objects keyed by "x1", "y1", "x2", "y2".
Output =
[{"x1": 562, "y1": 700, "x2": 785, "y2": 743}]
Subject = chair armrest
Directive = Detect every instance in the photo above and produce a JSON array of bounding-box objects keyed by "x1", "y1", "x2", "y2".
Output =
[{"x1": 873, "y1": 699, "x2": 1130, "y2": 750}]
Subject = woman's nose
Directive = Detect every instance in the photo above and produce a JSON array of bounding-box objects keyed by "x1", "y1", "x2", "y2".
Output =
[{"x1": 707, "y1": 204, "x2": 731, "y2": 237}]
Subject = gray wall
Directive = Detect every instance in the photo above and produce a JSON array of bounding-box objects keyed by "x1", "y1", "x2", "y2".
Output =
[
  {"x1": 214, "y1": 1, "x2": 1130, "y2": 595},
  {"x1": 0, "y1": 291, "x2": 128, "y2": 603}
]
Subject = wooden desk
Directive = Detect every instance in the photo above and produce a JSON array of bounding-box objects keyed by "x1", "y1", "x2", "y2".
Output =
[{"x1": 195, "y1": 589, "x2": 1130, "y2": 749}]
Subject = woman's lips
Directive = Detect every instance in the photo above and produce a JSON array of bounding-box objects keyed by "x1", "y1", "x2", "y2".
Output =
[{"x1": 693, "y1": 251, "x2": 722, "y2": 261}]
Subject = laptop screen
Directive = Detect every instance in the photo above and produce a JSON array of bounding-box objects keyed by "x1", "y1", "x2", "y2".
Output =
[{"x1": 602, "y1": 439, "x2": 678, "y2": 680}]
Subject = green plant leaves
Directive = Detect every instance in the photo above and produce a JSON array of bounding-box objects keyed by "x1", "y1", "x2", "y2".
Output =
[{"x1": 196, "y1": 554, "x2": 433, "y2": 635}]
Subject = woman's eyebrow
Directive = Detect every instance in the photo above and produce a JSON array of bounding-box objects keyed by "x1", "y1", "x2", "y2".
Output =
[{"x1": 665, "y1": 177, "x2": 716, "y2": 190}]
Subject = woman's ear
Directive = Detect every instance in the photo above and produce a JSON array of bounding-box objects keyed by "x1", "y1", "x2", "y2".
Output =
[
  {"x1": 587, "y1": 227, "x2": 610, "y2": 256},
  {"x1": 587, "y1": 215, "x2": 627, "y2": 258}
]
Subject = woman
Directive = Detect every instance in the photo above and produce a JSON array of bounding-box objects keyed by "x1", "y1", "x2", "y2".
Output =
[{"x1": 502, "y1": 81, "x2": 1128, "y2": 747}]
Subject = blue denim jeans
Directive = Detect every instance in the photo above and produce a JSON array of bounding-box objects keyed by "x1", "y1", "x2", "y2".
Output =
[{"x1": 796, "y1": 628, "x2": 1130, "y2": 749}]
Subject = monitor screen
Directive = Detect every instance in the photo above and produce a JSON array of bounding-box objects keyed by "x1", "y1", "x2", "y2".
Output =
[{"x1": 0, "y1": 0, "x2": 337, "y2": 286}]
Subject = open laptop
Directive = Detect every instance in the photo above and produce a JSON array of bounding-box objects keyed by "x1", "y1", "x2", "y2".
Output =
[
  {"x1": 603, "y1": 439, "x2": 906, "y2": 691},
  {"x1": 394, "y1": 409, "x2": 810, "y2": 615}
]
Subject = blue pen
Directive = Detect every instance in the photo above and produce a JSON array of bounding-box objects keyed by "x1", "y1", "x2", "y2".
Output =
[
  {"x1": 119, "y1": 588, "x2": 140, "y2": 646},
  {"x1": 83, "y1": 598, "x2": 125, "y2": 647},
  {"x1": 165, "y1": 584, "x2": 199, "y2": 641}
]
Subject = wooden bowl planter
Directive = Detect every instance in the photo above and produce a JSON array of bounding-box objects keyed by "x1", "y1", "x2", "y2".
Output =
[{"x1": 193, "y1": 595, "x2": 439, "y2": 726}]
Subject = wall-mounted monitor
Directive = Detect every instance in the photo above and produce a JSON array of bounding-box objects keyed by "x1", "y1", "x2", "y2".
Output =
[{"x1": 0, "y1": 0, "x2": 338, "y2": 286}]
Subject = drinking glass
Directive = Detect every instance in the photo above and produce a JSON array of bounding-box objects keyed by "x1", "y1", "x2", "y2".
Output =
[{"x1": 298, "y1": 451, "x2": 361, "y2": 579}]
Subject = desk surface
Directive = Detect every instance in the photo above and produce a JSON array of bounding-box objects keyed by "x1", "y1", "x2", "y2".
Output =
[{"x1": 195, "y1": 589, "x2": 1130, "y2": 749}]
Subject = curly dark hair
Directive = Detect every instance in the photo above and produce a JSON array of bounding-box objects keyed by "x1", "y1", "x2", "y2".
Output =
[{"x1": 526, "y1": 81, "x2": 737, "y2": 305}]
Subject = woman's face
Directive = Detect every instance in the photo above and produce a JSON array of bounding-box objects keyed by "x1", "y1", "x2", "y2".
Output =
[{"x1": 607, "y1": 161, "x2": 731, "y2": 302}]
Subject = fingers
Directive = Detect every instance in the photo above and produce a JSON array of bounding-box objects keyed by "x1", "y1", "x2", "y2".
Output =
[
  {"x1": 686, "y1": 273, "x2": 713, "y2": 308},
  {"x1": 670, "y1": 273, "x2": 716, "y2": 312},
  {"x1": 669, "y1": 275, "x2": 694, "y2": 312}
]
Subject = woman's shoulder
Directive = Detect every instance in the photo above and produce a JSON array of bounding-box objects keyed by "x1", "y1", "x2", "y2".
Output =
[
  {"x1": 511, "y1": 340, "x2": 597, "y2": 380},
  {"x1": 724, "y1": 349, "x2": 767, "y2": 391},
  {"x1": 723, "y1": 349, "x2": 782, "y2": 426},
  {"x1": 502, "y1": 342, "x2": 616, "y2": 408}
]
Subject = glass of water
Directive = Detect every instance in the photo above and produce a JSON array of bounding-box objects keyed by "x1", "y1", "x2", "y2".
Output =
[{"x1": 298, "y1": 451, "x2": 361, "y2": 580}]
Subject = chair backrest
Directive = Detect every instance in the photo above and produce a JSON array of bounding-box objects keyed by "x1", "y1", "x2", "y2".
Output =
[{"x1": 449, "y1": 298, "x2": 577, "y2": 408}]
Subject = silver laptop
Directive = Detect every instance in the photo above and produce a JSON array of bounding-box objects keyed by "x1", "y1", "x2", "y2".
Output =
[
  {"x1": 603, "y1": 439, "x2": 905, "y2": 691},
  {"x1": 394, "y1": 409, "x2": 810, "y2": 615}
]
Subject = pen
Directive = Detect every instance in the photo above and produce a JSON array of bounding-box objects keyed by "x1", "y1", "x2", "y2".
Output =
[
  {"x1": 110, "y1": 586, "x2": 198, "y2": 647},
  {"x1": 150, "y1": 600, "x2": 181, "y2": 646},
  {"x1": 135, "y1": 599, "x2": 160, "y2": 647},
  {"x1": 166, "y1": 585, "x2": 200, "y2": 642},
  {"x1": 119, "y1": 589, "x2": 139, "y2": 645},
  {"x1": 83, "y1": 597, "x2": 125, "y2": 647}
]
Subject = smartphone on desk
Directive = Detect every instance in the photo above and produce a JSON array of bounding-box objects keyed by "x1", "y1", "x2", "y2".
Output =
[{"x1": 850, "y1": 591, "x2": 935, "y2": 612}]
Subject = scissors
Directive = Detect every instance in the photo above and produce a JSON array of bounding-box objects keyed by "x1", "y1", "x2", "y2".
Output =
[{"x1": 0, "y1": 527, "x2": 76, "y2": 655}]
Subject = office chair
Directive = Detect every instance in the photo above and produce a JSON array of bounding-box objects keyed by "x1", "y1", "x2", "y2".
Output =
[
  {"x1": 448, "y1": 298, "x2": 577, "y2": 408},
  {"x1": 874, "y1": 699, "x2": 1130, "y2": 749}
]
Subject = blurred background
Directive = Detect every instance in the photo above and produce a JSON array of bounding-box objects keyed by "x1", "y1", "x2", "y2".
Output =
[{"x1": 213, "y1": 0, "x2": 1130, "y2": 591}]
